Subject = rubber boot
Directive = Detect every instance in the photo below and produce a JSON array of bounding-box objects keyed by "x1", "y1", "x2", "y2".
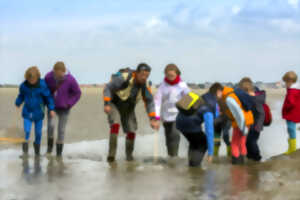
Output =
[
  {"x1": 47, "y1": 138, "x2": 54, "y2": 154},
  {"x1": 21, "y1": 142, "x2": 29, "y2": 159},
  {"x1": 214, "y1": 145, "x2": 220, "y2": 157},
  {"x1": 126, "y1": 138, "x2": 135, "y2": 162},
  {"x1": 285, "y1": 138, "x2": 297, "y2": 155},
  {"x1": 107, "y1": 134, "x2": 118, "y2": 162},
  {"x1": 227, "y1": 146, "x2": 232, "y2": 157},
  {"x1": 232, "y1": 156, "x2": 239, "y2": 165},
  {"x1": 238, "y1": 156, "x2": 245, "y2": 165},
  {"x1": 56, "y1": 144, "x2": 64, "y2": 157},
  {"x1": 33, "y1": 143, "x2": 40, "y2": 157}
]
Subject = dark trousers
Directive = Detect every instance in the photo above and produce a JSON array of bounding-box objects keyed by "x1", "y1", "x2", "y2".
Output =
[
  {"x1": 163, "y1": 122, "x2": 181, "y2": 157},
  {"x1": 182, "y1": 131, "x2": 207, "y2": 167},
  {"x1": 246, "y1": 129, "x2": 262, "y2": 161}
]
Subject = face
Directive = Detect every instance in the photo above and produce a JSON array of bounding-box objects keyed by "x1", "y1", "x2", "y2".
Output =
[
  {"x1": 285, "y1": 81, "x2": 293, "y2": 88},
  {"x1": 165, "y1": 70, "x2": 178, "y2": 82},
  {"x1": 136, "y1": 70, "x2": 150, "y2": 85},
  {"x1": 216, "y1": 90, "x2": 223, "y2": 100},
  {"x1": 54, "y1": 70, "x2": 66, "y2": 80},
  {"x1": 28, "y1": 77, "x2": 38, "y2": 85}
]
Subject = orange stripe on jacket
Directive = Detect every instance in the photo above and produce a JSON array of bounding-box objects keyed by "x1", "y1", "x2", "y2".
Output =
[
  {"x1": 104, "y1": 96, "x2": 111, "y2": 102},
  {"x1": 222, "y1": 87, "x2": 254, "y2": 128},
  {"x1": 148, "y1": 112, "x2": 156, "y2": 117}
]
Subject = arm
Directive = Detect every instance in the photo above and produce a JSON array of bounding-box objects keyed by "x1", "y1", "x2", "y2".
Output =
[
  {"x1": 254, "y1": 101, "x2": 265, "y2": 132},
  {"x1": 103, "y1": 75, "x2": 126, "y2": 106},
  {"x1": 42, "y1": 85, "x2": 55, "y2": 111},
  {"x1": 68, "y1": 77, "x2": 82, "y2": 108},
  {"x1": 15, "y1": 85, "x2": 25, "y2": 107},
  {"x1": 181, "y1": 82, "x2": 191, "y2": 96},
  {"x1": 203, "y1": 112, "x2": 215, "y2": 156},
  {"x1": 226, "y1": 97, "x2": 246, "y2": 134},
  {"x1": 143, "y1": 86, "x2": 156, "y2": 119}
]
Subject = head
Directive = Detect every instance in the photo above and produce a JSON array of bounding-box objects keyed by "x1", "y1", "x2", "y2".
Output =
[
  {"x1": 25, "y1": 66, "x2": 41, "y2": 85},
  {"x1": 135, "y1": 63, "x2": 151, "y2": 85},
  {"x1": 282, "y1": 71, "x2": 297, "y2": 88},
  {"x1": 239, "y1": 77, "x2": 255, "y2": 96},
  {"x1": 53, "y1": 61, "x2": 67, "y2": 80},
  {"x1": 164, "y1": 64, "x2": 181, "y2": 82},
  {"x1": 209, "y1": 82, "x2": 224, "y2": 100}
]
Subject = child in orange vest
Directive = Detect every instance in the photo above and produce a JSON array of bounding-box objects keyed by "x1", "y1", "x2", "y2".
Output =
[{"x1": 221, "y1": 86, "x2": 254, "y2": 164}]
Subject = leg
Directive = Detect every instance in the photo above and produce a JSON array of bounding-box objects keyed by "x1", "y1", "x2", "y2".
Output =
[
  {"x1": 22, "y1": 119, "x2": 32, "y2": 156},
  {"x1": 223, "y1": 120, "x2": 232, "y2": 157},
  {"x1": 231, "y1": 127, "x2": 241, "y2": 164},
  {"x1": 107, "y1": 104, "x2": 122, "y2": 162},
  {"x1": 56, "y1": 109, "x2": 70, "y2": 157},
  {"x1": 239, "y1": 132, "x2": 247, "y2": 164},
  {"x1": 123, "y1": 110, "x2": 138, "y2": 161},
  {"x1": 33, "y1": 120, "x2": 43, "y2": 156},
  {"x1": 47, "y1": 111, "x2": 55, "y2": 154},
  {"x1": 246, "y1": 129, "x2": 261, "y2": 161},
  {"x1": 163, "y1": 122, "x2": 180, "y2": 157},
  {"x1": 285, "y1": 120, "x2": 297, "y2": 155}
]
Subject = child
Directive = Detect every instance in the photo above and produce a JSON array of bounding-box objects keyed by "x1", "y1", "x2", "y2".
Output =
[
  {"x1": 221, "y1": 85, "x2": 254, "y2": 164},
  {"x1": 15, "y1": 66, "x2": 55, "y2": 158},
  {"x1": 154, "y1": 64, "x2": 190, "y2": 157},
  {"x1": 45, "y1": 61, "x2": 81, "y2": 159},
  {"x1": 239, "y1": 78, "x2": 266, "y2": 162},
  {"x1": 282, "y1": 71, "x2": 300, "y2": 154},
  {"x1": 176, "y1": 83, "x2": 223, "y2": 167}
]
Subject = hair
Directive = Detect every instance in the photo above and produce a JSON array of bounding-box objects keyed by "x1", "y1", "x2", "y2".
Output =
[
  {"x1": 53, "y1": 61, "x2": 66, "y2": 72},
  {"x1": 24, "y1": 66, "x2": 41, "y2": 81},
  {"x1": 164, "y1": 63, "x2": 181, "y2": 76},
  {"x1": 282, "y1": 71, "x2": 298, "y2": 83},
  {"x1": 136, "y1": 63, "x2": 151, "y2": 72},
  {"x1": 239, "y1": 77, "x2": 255, "y2": 93},
  {"x1": 209, "y1": 82, "x2": 224, "y2": 95}
]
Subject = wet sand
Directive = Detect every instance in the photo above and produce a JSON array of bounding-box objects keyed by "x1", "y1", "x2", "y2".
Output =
[{"x1": 1, "y1": 87, "x2": 300, "y2": 200}]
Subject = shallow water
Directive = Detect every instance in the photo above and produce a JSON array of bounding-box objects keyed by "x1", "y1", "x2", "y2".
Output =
[{"x1": 1, "y1": 88, "x2": 300, "y2": 200}]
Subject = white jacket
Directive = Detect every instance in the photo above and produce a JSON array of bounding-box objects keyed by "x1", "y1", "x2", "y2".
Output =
[{"x1": 155, "y1": 80, "x2": 190, "y2": 122}]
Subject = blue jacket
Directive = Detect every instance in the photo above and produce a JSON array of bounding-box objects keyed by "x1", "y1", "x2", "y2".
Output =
[
  {"x1": 176, "y1": 92, "x2": 219, "y2": 156},
  {"x1": 15, "y1": 79, "x2": 55, "y2": 121}
]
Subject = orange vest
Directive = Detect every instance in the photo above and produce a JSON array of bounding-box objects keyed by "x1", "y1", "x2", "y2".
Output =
[{"x1": 222, "y1": 87, "x2": 254, "y2": 128}]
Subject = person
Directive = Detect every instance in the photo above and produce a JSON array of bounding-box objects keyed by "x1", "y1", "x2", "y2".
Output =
[
  {"x1": 15, "y1": 66, "x2": 55, "y2": 158},
  {"x1": 176, "y1": 83, "x2": 224, "y2": 167},
  {"x1": 154, "y1": 64, "x2": 190, "y2": 157},
  {"x1": 45, "y1": 61, "x2": 82, "y2": 159},
  {"x1": 282, "y1": 71, "x2": 300, "y2": 154},
  {"x1": 103, "y1": 63, "x2": 159, "y2": 162},
  {"x1": 239, "y1": 77, "x2": 266, "y2": 162},
  {"x1": 221, "y1": 85, "x2": 254, "y2": 164}
]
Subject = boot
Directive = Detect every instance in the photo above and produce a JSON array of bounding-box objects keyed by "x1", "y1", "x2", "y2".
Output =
[
  {"x1": 33, "y1": 143, "x2": 40, "y2": 157},
  {"x1": 47, "y1": 138, "x2": 54, "y2": 154},
  {"x1": 56, "y1": 143, "x2": 64, "y2": 157},
  {"x1": 227, "y1": 146, "x2": 232, "y2": 157},
  {"x1": 107, "y1": 134, "x2": 118, "y2": 162},
  {"x1": 21, "y1": 142, "x2": 29, "y2": 158},
  {"x1": 285, "y1": 138, "x2": 297, "y2": 155},
  {"x1": 238, "y1": 156, "x2": 245, "y2": 165},
  {"x1": 232, "y1": 156, "x2": 239, "y2": 165},
  {"x1": 126, "y1": 139, "x2": 135, "y2": 161},
  {"x1": 214, "y1": 145, "x2": 220, "y2": 157}
]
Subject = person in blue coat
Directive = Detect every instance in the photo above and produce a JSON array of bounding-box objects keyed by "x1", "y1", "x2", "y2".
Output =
[
  {"x1": 15, "y1": 66, "x2": 55, "y2": 158},
  {"x1": 176, "y1": 83, "x2": 224, "y2": 167}
]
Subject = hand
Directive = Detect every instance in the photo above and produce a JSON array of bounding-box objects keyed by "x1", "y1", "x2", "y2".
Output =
[
  {"x1": 49, "y1": 111, "x2": 56, "y2": 118},
  {"x1": 16, "y1": 106, "x2": 21, "y2": 112},
  {"x1": 150, "y1": 119, "x2": 160, "y2": 131},
  {"x1": 104, "y1": 105, "x2": 111, "y2": 114},
  {"x1": 207, "y1": 155, "x2": 213, "y2": 163}
]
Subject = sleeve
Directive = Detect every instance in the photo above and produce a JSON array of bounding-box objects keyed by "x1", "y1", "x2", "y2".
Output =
[
  {"x1": 68, "y1": 77, "x2": 82, "y2": 108},
  {"x1": 103, "y1": 75, "x2": 126, "y2": 105},
  {"x1": 143, "y1": 86, "x2": 156, "y2": 119},
  {"x1": 42, "y1": 85, "x2": 55, "y2": 111},
  {"x1": 284, "y1": 90, "x2": 297, "y2": 112},
  {"x1": 154, "y1": 84, "x2": 163, "y2": 120},
  {"x1": 182, "y1": 82, "x2": 191, "y2": 96},
  {"x1": 15, "y1": 85, "x2": 25, "y2": 107},
  {"x1": 203, "y1": 112, "x2": 215, "y2": 156},
  {"x1": 226, "y1": 97, "x2": 246, "y2": 134}
]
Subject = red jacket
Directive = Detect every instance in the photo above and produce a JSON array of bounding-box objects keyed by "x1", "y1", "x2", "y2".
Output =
[{"x1": 282, "y1": 83, "x2": 300, "y2": 123}]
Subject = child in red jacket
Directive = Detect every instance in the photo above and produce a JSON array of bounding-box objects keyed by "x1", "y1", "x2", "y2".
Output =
[{"x1": 282, "y1": 71, "x2": 300, "y2": 154}]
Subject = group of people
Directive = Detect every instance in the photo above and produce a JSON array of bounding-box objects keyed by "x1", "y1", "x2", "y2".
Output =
[{"x1": 15, "y1": 62, "x2": 300, "y2": 167}]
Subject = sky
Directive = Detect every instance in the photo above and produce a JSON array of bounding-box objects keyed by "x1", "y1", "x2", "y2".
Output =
[{"x1": 0, "y1": 0, "x2": 300, "y2": 84}]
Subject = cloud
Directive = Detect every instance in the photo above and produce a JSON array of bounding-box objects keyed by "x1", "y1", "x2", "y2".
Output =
[
  {"x1": 270, "y1": 18, "x2": 300, "y2": 33},
  {"x1": 288, "y1": 0, "x2": 299, "y2": 9},
  {"x1": 232, "y1": 5, "x2": 241, "y2": 15}
]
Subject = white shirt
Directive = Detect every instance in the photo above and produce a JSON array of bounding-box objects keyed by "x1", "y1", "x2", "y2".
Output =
[{"x1": 154, "y1": 80, "x2": 190, "y2": 122}]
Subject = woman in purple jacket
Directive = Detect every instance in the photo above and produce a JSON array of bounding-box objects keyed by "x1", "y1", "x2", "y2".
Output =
[{"x1": 45, "y1": 61, "x2": 81, "y2": 159}]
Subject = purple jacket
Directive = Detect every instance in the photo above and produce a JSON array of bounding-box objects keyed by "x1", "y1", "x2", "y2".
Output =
[{"x1": 45, "y1": 71, "x2": 81, "y2": 110}]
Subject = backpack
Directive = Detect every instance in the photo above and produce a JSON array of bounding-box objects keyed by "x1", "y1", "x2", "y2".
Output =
[
  {"x1": 176, "y1": 92, "x2": 205, "y2": 116},
  {"x1": 263, "y1": 103, "x2": 272, "y2": 126}
]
